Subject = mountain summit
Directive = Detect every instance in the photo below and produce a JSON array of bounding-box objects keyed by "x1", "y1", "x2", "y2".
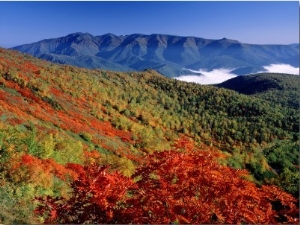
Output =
[{"x1": 11, "y1": 33, "x2": 299, "y2": 77}]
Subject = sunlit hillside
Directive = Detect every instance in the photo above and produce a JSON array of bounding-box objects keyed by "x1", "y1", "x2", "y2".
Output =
[{"x1": 0, "y1": 48, "x2": 298, "y2": 224}]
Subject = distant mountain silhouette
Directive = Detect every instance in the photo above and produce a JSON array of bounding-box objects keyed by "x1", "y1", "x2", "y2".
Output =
[{"x1": 11, "y1": 32, "x2": 299, "y2": 77}]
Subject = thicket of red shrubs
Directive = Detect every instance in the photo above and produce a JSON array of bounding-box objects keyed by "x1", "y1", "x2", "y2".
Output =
[{"x1": 35, "y1": 138, "x2": 299, "y2": 224}]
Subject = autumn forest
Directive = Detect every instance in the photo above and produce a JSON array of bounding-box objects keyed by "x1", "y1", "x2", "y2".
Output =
[{"x1": 0, "y1": 48, "x2": 299, "y2": 224}]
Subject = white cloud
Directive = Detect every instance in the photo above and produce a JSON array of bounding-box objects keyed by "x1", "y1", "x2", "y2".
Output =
[
  {"x1": 263, "y1": 64, "x2": 299, "y2": 75},
  {"x1": 174, "y1": 64, "x2": 299, "y2": 85},
  {"x1": 175, "y1": 68, "x2": 237, "y2": 85}
]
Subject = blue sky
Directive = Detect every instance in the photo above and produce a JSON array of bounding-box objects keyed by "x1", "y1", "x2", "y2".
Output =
[{"x1": 0, "y1": 1, "x2": 299, "y2": 48}]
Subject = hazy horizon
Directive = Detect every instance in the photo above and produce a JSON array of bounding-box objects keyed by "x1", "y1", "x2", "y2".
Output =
[{"x1": 0, "y1": 1, "x2": 299, "y2": 48}]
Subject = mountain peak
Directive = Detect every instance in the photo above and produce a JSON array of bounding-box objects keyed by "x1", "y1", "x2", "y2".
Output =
[
  {"x1": 65, "y1": 32, "x2": 94, "y2": 40},
  {"x1": 219, "y1": 37, "x2": 240, "y2": 43},
  {"x1": 11, "y1": 32, "x2": 299, "y2": 77},
  {"x1": 66, "y1": 32, "x2": 93, "y2": 37}
]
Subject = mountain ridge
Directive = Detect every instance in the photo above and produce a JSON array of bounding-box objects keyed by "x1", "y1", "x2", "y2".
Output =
[{"x1": 11, "y1": 32, "x2": 299, "y2": 77}]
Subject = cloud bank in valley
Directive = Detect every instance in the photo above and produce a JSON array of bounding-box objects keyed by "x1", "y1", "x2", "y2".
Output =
[
  {"x1": 262, "y1": 64, "x2": 299, "y2": 75},
  {"x1": 175, "y1": 64, "x2": 299, "y2": 85},
  {"x1": 175, "y1": 68, "x2": 237, "y2": 85}
]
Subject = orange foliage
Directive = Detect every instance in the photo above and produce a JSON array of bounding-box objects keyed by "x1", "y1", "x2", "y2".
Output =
[
  {"x1": 0, "y1": 90, "x2": 7, "y2": 101},
  {"x1": 21, "y1": 61, "x2": 40, "y2": 74},
  {"x1": 6, "y1": 117, "x2": 23, "y2": 125},
  {"x1": 1, "y1": 49, "x2": 136, "y2": 165},
  {"x1": 35, "y1": 138, "x2": 299, "y2": 224},
  {"x1": 120, "y1": 139, "x2": 299, "y2": 224},
  {"x1": 35, "y1": 164, "x2": 133, "y2": 224},
  {"x1": 83, "y1": 150, "x2": 101, "y2": 164},
  {"x1": 49, "y1": 87, "x2": 64, "y2": 96},
  {"x1": 15, "y1": 154, "x2": 79, "y2": 184}
]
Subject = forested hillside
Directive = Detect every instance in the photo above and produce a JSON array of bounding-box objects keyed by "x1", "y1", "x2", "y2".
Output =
[
  {"x1": 217, "y1": 73, "x2": 299, "y2": 109},
  {"x1": 0, "y1": 48, "x2": 298, "y2": 223}
]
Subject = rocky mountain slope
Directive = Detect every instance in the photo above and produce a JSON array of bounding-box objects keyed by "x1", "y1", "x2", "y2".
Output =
[{"x1": 11, "y1": 32, "x2": 299, "y2": 77}]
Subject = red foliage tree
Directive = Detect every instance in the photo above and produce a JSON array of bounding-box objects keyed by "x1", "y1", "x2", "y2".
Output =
[
  {"x1": 35, "y1": 163, "x2": 133, "y2": 224},
  {"x1": 35, "y1": 138, "x2": 299, "y2": 224},
  {"x1": 120, "y1": 144, "x2": 299, "y2": 224}
]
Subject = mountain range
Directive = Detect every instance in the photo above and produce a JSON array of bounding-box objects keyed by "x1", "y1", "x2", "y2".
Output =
[{"x1": 11, "y1": 32, "x2": 299, "y2": 77}]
